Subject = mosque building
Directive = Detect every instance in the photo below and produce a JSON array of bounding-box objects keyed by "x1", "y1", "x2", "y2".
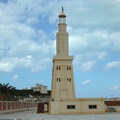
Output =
[{"x1": 49, "y1": 7, "x2": 105, "y2": 115}]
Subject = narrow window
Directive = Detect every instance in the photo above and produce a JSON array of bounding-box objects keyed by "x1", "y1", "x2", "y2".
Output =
[
  {"x1": 67, "y1": 67, "x2": 68, "y2": 70},
  {"x1": 67, "y1": 67, "x2": 71, "y2": 70},
  {"x1": 67, "y1": 78, "x2": 71, "y2": 82},
  {"x1": 57, "y1": 78, "x2": 61, "y2": 82},
  {"x1": 59, "y1": 67, "x2": 61, "y2": 70},
  {"x1": 69, "y1": 67, "x2": 71, "y2": 70},
  {"x1": 57, "y1": 66, "x2": 61, "y2": 70}
]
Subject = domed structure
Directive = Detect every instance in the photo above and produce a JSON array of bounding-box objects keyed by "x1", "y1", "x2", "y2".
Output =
[{"x1": 59, "y1": 6, "x2": 66, "y2": 18}]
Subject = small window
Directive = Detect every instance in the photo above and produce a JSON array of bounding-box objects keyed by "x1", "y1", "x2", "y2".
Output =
[
  {"x1": 57, "y1": 78, "x2": 61, "y2": 82},
  {"x1": 67, "y1": 67, "x2": 71, "y2": 70},
  {"x1": 57, "y1": 66, "x2": 61, "y2": 70},
  {"x1": 67, "y1": 105, "x2": 75, "y2": 109},
  {"x1": 67, "y1": 78, "x2": 71, "y2": 82},
  {"x1": 89, "y1": 105, "x2": 97, "y2": 109},
  {"x1": 69, "y1": 67, "x2": 71, "y2": 70},
  {"x1": 67, "y1": 67, "x2": 69, "y2": 70}
]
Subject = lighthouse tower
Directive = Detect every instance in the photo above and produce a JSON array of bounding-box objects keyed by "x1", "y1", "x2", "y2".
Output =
[
  {"x1": 49, "y1": 7, "x2": 105, "y2": 115},
  {"x1": 51, "y1": 7, "x2": 75, "y2": 101}
]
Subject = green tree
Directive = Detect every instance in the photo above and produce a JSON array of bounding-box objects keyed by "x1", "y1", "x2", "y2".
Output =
[{"x1": 0, "y1": 83, "x2": 17, "y2": 101}]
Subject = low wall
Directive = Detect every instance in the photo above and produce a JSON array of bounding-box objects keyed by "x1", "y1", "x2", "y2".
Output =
[{"x1": 0, "y1": 101, "x2": 37, "y2": 113}]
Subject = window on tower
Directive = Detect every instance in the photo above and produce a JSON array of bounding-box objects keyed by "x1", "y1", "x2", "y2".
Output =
[
  {"x1": 67, "y1": 67, "x2": 68, "y2": 70},
  {"x1": 57, "y1": 66, "x2": 61, "y2": 70},
  {"x1": 57, "y1": 78, "x2": 61, "y2": 82},
  {"x1": 69, "y1": 67, "x2": 71, "y2": 70},
  {"x1": 67, "y1": 78, "x2": 71, "y2": 82},
  {"x1": 67, "y1": 67, "x2": 71, "y2": 70}
]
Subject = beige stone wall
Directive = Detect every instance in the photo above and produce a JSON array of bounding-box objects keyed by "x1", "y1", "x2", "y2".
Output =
[
  {"x1": 49, "y1": 98, "x2": 105, "y2": 114},
  {"x1": 51, "y1": 56, "x2": 75, "y2": 101},
  {"x1": 49, "y1": 102, "x2": 60, "y2": 114}
]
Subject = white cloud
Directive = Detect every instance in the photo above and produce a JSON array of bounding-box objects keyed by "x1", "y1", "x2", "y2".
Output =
[
  {"x1": 66, "y1": 0, "x2": 120, "y2": 31},
  {"x1": 0, "y1": 56, "x2": 51, "y2": 72},
  {"x1": 81, "y1": 61, "x2": 96, "y2": 71},
  {"x1": 69, "y1": 28, "x2": 120, "y2": 55},
  {"x1": 110, "y1": 85, "x2": 120, "y2": 90},
  {"x1": 104, "y1": 61, "x2": 120, "y2": 71},
  {"x1": 74, "y1": 53, "x2": 106, "y2": 71},
  {"x1": 0, "y1": 61, "x2": 14, "y2": 72},
  {"x1": 95, "y1": 51, "x2": 107, "y2": 60},
  {"x1": 13, "y1": 75, "x2": 19, "y2": 80},
  {"x1": 0, "y1": 0, "x2": 120, "y2": 74},
  {"x1": 81, "y1": 79, "x2": 90, "y2": 85}
]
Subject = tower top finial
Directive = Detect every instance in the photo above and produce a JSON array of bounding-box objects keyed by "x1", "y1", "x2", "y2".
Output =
[
  {"x1": 62, "y1": 6, "x2": 64, "y2": 12},
  {"x1": 59, "y1": 6, "x2": 66, "y2": 18}
]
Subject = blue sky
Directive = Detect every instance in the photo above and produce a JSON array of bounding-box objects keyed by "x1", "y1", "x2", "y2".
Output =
[{"x1": 0, "y1": 0, "x2": 120, "y2": 98}]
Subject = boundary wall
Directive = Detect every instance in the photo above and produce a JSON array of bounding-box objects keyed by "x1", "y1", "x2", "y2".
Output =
[{"x1": 0, "y1": 101, "x2": 37, "y2": 113}]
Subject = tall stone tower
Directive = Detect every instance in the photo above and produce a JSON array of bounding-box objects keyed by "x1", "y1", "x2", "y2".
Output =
[{"x1": 51, "y1": 7, "x2": 75, "y2": 101}]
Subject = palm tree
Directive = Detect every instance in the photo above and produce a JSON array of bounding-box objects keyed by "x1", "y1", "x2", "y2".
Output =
[{"x1": 0, "y1": 83, "x2": 17, "y2": 101}]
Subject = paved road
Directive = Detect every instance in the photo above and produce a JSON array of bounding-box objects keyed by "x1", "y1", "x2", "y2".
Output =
[{"x1": 0, "y1": 110, "x2": 120, "y2": 120}]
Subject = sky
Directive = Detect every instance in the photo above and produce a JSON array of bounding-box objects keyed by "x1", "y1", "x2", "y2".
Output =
[{"x1": 0, "y1": 0, "x2": 120, "y2": 98}]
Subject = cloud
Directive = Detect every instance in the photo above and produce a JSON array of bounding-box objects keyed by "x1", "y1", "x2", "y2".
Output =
[
  {"x1": 13, "y1": 75, "x2": 19, "y2": 80},
  {"x1": 81, "y1": 79, "x2": 90, "y2": 85},
  {"x1": 81, "y1": 61, "x2": 96, "y2": 71},
  {"x1": 69, "y1": 28, "x2": 120, "y2": 55},
  {"x1": 0, "y1": 61, "x2": 14, "y2": 72},
  {"x1": 0, "y1": 0, "x2": 56, "y2": 73},
  {"x1": 104, "y1": 61, "x2": 120, "y2": 71},
  {"x1": 74, "y1": 53, "x2": 102, "y2": 71},
  {"x1": 110, "y1": 85, "x2": 120, "y2": 90},
  {"x1": 0, "y1": 0, "x2": 120, "y2": 74},
  {"x1": 0, "y1": 56, "x2": 51, "y2": 72},
  {"x1": 66, "y1": 0, "x2": 120, "y2": 31}
]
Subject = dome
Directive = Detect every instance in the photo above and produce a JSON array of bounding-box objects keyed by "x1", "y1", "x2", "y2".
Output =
[
  {"x1": 59, "y1": 12, "x2": 66, "y2": 18},
  {"x1": 59, "y1": 7, "x2": 66, "y2": 18}
]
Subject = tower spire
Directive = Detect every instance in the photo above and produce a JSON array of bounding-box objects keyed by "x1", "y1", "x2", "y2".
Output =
[{"x1": 62, "y1": 6, "x2": 64, "y2": 12}]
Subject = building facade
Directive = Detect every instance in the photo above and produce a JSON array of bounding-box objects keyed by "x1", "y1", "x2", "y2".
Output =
[
  {"x1": 49, "y1": 7, "x2": 105, "y2": 115},
  {"x1": 31, "y1": 84, "x2": 47, "y2": 94}
]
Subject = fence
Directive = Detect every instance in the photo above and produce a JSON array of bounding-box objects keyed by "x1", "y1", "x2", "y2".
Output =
[{"x1": 0, "y1": 101, "x2": 37, "y2": 113}]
